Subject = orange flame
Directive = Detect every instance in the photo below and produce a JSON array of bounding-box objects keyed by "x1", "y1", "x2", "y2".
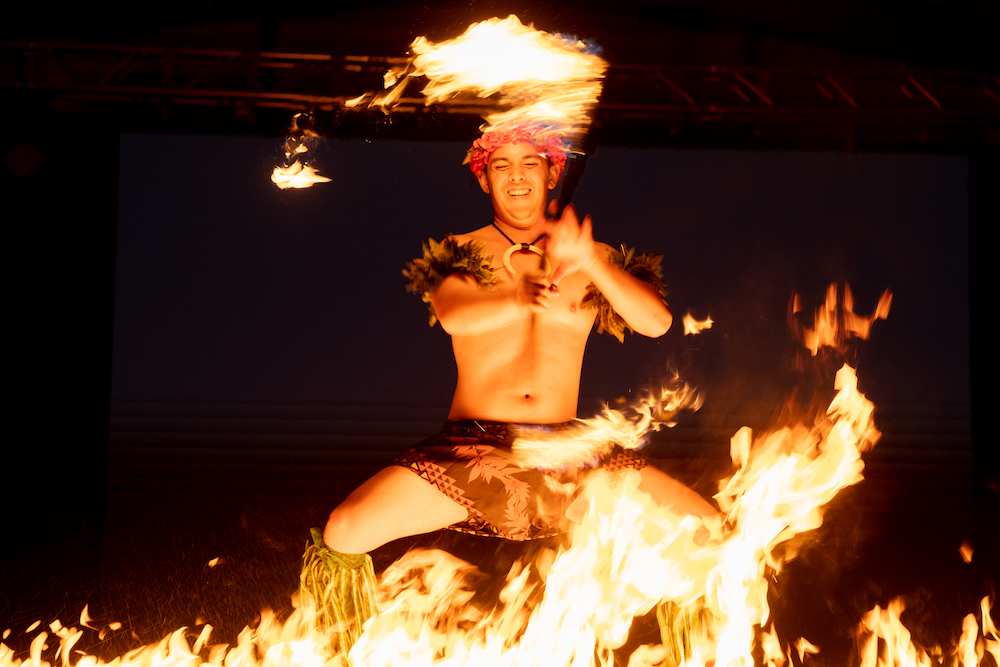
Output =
[
  {"x1": 8, "y1": 283, "x2": 996, "y2": 667},
  {"x1": 761, "y1": 624, "x2": 787, "y2": 667},
  {"x1": 796, "y1": 637, "x2": 821, "y2": 662},
  {"x1": 855, "y1": 598, "x2": 998, "y2": 667},
  {"x1": 683, "y1": 311, "x2": 714, "y2": 335},
  {"x1": 271, "y1": 112, "x2": 330, "y2": 189},
  {"x1": 360, "y1": 15, "x2": 607, "y2": 145},
  {"x1": 983, "y1": 597, "x2": 1000, "y2": 667},
  {"x1": 510, "y1": 375, "x2": 702, "y2": 471},
  {"x1": 271, "y1": 162, "x2": 331, "y2": 190},
  {"x1": 699, "y1": 363, "x2": 880, "y2": 667},
  {"x1": 5, "y1": 369, "x2": 998, "y2": 667},
  {"x1": 858, "y1": 598, "x2": 932, "y2": 667},
  {"x1": 791, "y1": 283, "x2": 892, "y2": 356}
]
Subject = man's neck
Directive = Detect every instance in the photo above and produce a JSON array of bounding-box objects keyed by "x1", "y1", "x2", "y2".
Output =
[{"x1": 492, "y1": 217, "x2": 547, "y2": 244}]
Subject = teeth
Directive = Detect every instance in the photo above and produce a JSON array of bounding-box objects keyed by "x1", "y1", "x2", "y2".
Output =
[{"x1": 508, "y1": 188, "x2": 530, "y2": 196}]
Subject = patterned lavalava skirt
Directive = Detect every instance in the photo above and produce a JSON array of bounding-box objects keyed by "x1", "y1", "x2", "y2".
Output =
[{"x1": 393, "y1": 420, "x2": 648, "y2": 541}]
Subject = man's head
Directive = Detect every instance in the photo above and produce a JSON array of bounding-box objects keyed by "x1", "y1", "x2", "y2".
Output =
[
  {"x1": 466, "y1": 127, "x2": 568, "y2": 227},
  {"x1": 464, "y1": 126, "x2": 568, "y2": 178}
]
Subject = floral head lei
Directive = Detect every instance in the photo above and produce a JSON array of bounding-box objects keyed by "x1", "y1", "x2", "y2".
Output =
[{"x1": 463, "y1": 126, "x2": 568, "y2": 176}]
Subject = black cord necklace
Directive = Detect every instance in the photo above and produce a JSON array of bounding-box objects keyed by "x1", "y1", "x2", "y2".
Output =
[{"x1": 492, "y1": 222, "x2": 550, "y2": 275}]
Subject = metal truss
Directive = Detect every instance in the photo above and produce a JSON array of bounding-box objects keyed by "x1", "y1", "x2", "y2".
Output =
[{"x1": 3, "y1": 41, "x2": 998, "y2": 150}]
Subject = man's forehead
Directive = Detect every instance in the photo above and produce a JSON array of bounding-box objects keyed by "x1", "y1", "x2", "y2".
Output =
[{"x1": 488, "y1": 142, "x2": 546, "y2": 163}]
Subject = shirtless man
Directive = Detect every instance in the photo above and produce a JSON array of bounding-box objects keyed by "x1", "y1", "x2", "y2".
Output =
[
  {"x1": 302, "y1": 127, "x2": 715, "y2": 651},
  {"x1": 322, "y1": 128, "x2": 715, "y2": 555}
]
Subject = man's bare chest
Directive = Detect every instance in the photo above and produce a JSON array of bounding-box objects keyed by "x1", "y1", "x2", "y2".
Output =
[{"x1": 493, "y1": 246, "x2": 597, "y2": 329}]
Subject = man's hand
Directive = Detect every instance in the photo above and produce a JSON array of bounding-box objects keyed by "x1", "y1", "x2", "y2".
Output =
[
  {"x1": 515, "y1": 268, "x2": 555, "y2": 313},
  {"x1": 544, "y1": 202, "x2": 600, "y2": 287}
]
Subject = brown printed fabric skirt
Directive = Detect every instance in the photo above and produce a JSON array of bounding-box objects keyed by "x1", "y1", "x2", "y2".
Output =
[{"x1": 392, "y1": 420, "x2": 648, "y2": 541}]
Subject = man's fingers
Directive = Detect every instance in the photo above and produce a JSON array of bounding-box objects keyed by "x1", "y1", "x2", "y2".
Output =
[
  {"x1": 560, "y1": 202, "x2": 578, "y2": 224},
  {"x1": 549, "y1": 264, "x2": 567, "y2": 286},
  {"x1": 517, "y1": 270, "x2": 554, "y2": 311},
  {"x1": 524, "y1": 270, "x2": 551, "y2": 288},
  {"x1": 527, "y1": 287, "x2": 551, "y2": 311}
]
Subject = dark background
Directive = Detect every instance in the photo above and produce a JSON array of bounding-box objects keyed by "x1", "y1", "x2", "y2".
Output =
[{"x1": 2, "y1": 2, "x2": 995, "y2": 665}]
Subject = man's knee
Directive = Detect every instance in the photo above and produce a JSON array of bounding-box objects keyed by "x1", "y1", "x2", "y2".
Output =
[{"x1": 323, "y1": 503, "x2": 367, "y2": 554}]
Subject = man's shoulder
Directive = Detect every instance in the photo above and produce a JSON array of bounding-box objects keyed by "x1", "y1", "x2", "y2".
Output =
[{"x1": 447, "y1": 225, "x2": 493, "y2": 245}]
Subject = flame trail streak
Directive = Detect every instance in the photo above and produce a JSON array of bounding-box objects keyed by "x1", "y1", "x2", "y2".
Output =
[
  {"x1": 356, "y1": 15, "x2": 607, "y2": 146},
  {"x1": 275, "y1": 16, "x2": 605, "y2": 187},
  {"x1": 511, "y1": 376, "x2": 703, "y2": 470}
]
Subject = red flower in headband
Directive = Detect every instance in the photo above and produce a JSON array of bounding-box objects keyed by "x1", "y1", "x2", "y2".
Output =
[{"x1": 463, "y1": 127, "x2": 568, "y2": 176}]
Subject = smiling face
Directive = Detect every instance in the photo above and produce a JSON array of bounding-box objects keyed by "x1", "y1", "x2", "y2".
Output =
[{"x1": 476, "y1": 141, "x2": 562, "y2": 229}]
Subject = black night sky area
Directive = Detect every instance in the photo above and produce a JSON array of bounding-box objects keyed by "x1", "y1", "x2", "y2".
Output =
[
  {"x1": 1, "y1": 7, "x2": 994, "y2": 661},
  {"x1": 113, "y1": 136, "x2": 967, "y2": 408}
]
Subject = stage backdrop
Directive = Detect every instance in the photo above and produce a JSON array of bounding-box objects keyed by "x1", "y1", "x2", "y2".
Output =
[{"x1": 111, "y1": 134, "x2": 969, "y2": 508}]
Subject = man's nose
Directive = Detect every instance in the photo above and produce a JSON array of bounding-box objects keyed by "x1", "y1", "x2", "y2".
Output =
[{"x1": 508, "y1": 165, "x2": 525, "y2": 181}]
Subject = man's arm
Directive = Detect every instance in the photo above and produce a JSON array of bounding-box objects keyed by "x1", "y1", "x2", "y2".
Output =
[
  {"x1": 545, "y1": 205, "x2": 673, "y2": 338},
  {"x1": 432, "y1": 269, "x2": 555, "y2": 336},
  {"x1": 585, "y1": 251, "x2": 673, "y2": 338}
]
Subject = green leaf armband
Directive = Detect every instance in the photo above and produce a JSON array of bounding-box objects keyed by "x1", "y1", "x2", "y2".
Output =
[
  {"x1": 582, "y1": 244, "x2": 669, "y2": 342},
  {"x1": 403, "y1": 236, "x2": 501, "y2": 327}
]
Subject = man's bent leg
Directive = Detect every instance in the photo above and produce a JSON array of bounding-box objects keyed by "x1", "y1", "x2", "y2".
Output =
[
  {"x1": 324, "y1": 466, "x2": 470, "y2": 554},
  {"x1": 636, "y1": 465, "x2": 716, "y2": 667},
  {"x1": 301, "y1": 467, "x2": 469, "y2": 654},
  {"x1": 636, "y1": 465, "x2": 717, "y2": 523}
]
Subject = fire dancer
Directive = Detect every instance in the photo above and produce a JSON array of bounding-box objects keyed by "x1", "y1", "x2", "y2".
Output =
[{"x1": 302, "y1": 125, "x2": 717, "y2": 652}]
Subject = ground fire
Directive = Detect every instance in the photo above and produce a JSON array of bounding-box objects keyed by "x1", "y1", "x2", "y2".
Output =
[{"x1": 2, "y1": 283, "x2": 994, "y2": 667}]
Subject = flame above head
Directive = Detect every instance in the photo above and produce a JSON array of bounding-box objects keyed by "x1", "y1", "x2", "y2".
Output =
[
  {"x1": 790, "y1": 282, "x2": 892, "y2": 356},
  {"x1": 364, "y1": 15, "x2": 607, "y2": 148},
  {"x1": 683, "y1": 311, "x2": 714, "y2": 335}
]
